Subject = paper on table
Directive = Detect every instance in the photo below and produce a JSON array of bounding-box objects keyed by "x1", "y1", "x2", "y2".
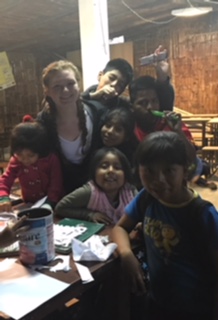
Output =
[
  {"x1": 29, "y1": 255, "x2": 71, "y2": 273},
  {"x1": 31, "y1": 196, "x2": 48, "y2": 208},
  {"x1": 72, "y1": 235, "x2": 117, "y2": 262},
  {"x1": 0, "y1": 259, "x2": 69, "y2": 320},
  {"x1": 75, "y1": 262, "x2": 94, "y2": 283}
]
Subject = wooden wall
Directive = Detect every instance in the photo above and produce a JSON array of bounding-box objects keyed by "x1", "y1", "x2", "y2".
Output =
[
  {"x1": 0, "y1": 51, "x2": 57, "y2": 148},
  {"x1": 1, "y1": 11, "x2": 218, "y2": 146},
  {"x1": 131, "y1": 12, "x2": 218, "y2": 114}
]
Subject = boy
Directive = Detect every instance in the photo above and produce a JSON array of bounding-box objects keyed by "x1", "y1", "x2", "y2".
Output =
[
  {"x1": 112, "y1": 131, "x2": 218, "y2": 320},
  {"x1": 82, "y1": 58, "x2": 133, "y2": 108},
  {"x1": 129, "y1": 74, "x2": 216, "y2": 189}
]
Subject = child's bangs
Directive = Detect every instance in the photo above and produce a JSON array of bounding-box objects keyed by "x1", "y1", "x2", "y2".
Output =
[
  {"x1": 137, "y1": 132, "x2": 188, "y2": 167},
  {"x1": 140, "y1": 145, "x2": 185, "y2": 166}
]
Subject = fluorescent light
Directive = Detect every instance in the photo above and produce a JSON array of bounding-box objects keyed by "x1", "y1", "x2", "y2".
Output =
[{"x1": 171, "y1": 6, "x2": 213, "y2": 17}]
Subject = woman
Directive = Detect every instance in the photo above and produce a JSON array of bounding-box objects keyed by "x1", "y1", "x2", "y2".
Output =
[{"x1": 37, "y1": 60, "x2": 104, "y2": 194}]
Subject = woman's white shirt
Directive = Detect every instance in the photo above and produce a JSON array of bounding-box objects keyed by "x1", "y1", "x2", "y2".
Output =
[{"x1": 59, "y1": 106, "x2": 93, "y2": 164}]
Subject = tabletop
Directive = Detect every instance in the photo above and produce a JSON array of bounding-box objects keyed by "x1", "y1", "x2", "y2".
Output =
[{"x1": 0, "y1": 226, "x2": 119, "y2": 320}]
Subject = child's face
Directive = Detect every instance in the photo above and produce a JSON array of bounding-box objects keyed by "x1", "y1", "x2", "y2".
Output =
[
  {"x1": 139, "y1": 162, "x2": 186, "y2": 203},
  {"x1": 133, "y1": 89, "x2": 160, "y2": 123},
  {"x1": 45, "y1": 69, "x2": 80, "y2": 108},
  {"x1": 95, "y1": 152, "x2": 125, "y2": 194},
  {"x1": 101, "y1": 119, "x2": 126, "y2": 147},
  {"x1": 14, "y1": 149, "x2": 39, "y2": 167},
  {"x1": 97, "y1": 69, "x2": 127, "y2": 96}
]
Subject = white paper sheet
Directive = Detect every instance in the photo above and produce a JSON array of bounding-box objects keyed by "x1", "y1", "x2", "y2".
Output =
[
  {"x1": 0, "y1": 259, "x2": 69, "y2": 319},
  {"x1": 31, "y1": 196, "x2": 48, "y2": 208},
  {"x1": 75, "y1": 262, "x2": 94, "y2": 283}
]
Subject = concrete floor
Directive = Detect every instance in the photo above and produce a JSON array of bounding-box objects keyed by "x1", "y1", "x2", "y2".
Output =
[{"x1": 189, "y1": 175, "x2": 218, "y2": 209}]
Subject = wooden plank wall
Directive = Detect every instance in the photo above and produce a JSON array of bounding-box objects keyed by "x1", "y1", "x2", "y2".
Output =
[
  {"x1": 0, "y1": 52, "x2": 55, "y2": 148},
  {"x1": 132, "y1": 12, "x2": 218, "y2": 114}
]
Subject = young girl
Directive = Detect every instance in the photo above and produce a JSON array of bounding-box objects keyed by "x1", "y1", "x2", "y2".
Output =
[
  {"x1": 55, "y1": 147, "x2": 137, "y2": 225},
  {"x1": 112, "y1": 131, "x2": 218, "y2": 320},
  {"x1": 0, "y1": 121, "x2": 63, "y2": 212},
  {"x1": 37, "y1": 60, "x2": 104, "y2": 194},
  {"x1": 100, "y1": 107, "x2": 138, "y2": 166}
]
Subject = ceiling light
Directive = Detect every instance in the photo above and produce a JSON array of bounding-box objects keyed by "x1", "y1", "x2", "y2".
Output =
[{"x1": 171, "y1": 6, "x2": 213, "y2": 17}]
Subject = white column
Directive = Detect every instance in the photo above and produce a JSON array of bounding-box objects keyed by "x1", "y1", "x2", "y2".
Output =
[{"x1": 78, "y1": 0, "x2": 110, "y2": 90}]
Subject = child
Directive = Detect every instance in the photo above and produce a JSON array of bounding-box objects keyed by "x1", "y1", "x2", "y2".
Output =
[
  {"x1": 112, "y1": 131, "x2": 218, "y2": 320},
  {"x1": 100, "y1": 107, "x2": 138, "y2": 166},
  {"x1": 0, "y1": 121, "x2": 64, "y2": 212},
  {"x1": 131, "y1": 45, "x2": 175, "y2": 114},
  {"x1": 55, "y1": 147, "x2": 137, "y2": 225},
  {"x1": 129, "y1": 75, "x2": 216, "y2": 189},
  {"x1": 82, "y1": 58, "x2": 133, "y2": 108}
]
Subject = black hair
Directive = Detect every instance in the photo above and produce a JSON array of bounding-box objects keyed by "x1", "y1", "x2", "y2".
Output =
[
  {"x1": 136, "y1": 131, "x2": 189, "y2": 167},
  {"x1": 89, "y1": 147, "x2": 133, "y2": 185},
  {"x1": 103, "y1": 58, "x2": 133, "y2": 86},
  {"x1": 103, "y1": 107, "x2": 135, "y2": 141},
  {"x1": 11, "y1": 122, "x2": 50, "y2": 157},
  {"x1": 101, "y1": 107, "x2": 138, "y2": 165},
  {"x1": 129, "y1": 75, "x2": 158, "y2": 104}
]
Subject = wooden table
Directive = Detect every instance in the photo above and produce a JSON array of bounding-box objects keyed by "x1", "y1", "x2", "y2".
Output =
[
  {"x1": 183, "y1": 117, "x2": 211, "y2": 147},
  {"x1": 0, "y1": 227, "x2": 121, "y2": 320},
  {"x1": 208, "y1": 118, "x2": 218, "y2": 145},
  {"x1": 182, "y1": 114, "x2": 218, "y2": 118}
]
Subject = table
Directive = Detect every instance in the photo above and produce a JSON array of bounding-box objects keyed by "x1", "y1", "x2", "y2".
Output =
[
  {"x1": 181, "y1": 114, "x2": 218, "y2": 118},
  {"x1": 183, "y1": 117, "x2": 211, "y2": 147},
  {"x1": 0, "y1": 228, "x2": 121, "y2": 320}
]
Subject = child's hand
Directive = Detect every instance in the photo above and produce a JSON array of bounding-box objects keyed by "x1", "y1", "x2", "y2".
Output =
[
  {"x1": 153, "y1": 45, "x2": 169, "y2": 81},
  {"x1": 0, "y1": 199, "x2": 12, "y2": 213},
  {"x1": 164, "y1": 111, "x2": 182, "y2": 132},
  {"x1": 0, "y1": 215, "x2": 28, "y2": 248},
  {"x1": 90, "y1": 212, "x2": 113, "y2": 225},
  {"x1": 90, "y1": 84, "x2": 118, "y2": 101},
  {"x1": 120, "y1": 251, "x2": 146, "y2": 295}
]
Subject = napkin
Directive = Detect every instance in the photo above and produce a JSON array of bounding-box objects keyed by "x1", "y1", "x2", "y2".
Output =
[
  {"x1": 54, "y1": 224, "x2": 87, "y2": 247},
  {"x1": 72, "y1": 235, "x2": 117, "y2": 262}
]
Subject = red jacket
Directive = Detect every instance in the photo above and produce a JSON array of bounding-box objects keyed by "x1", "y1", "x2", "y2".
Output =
[
  {"x1": 135, "y1": 118, "x2": 193, "y2": 142},
  {"x1": 0, "y1": 153, "x2": 64, "y2": 204}
]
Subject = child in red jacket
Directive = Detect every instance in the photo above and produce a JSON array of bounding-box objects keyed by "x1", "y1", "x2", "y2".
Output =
[{"x1": 0, "y1": 119, "x2": 64, "y2": 212}]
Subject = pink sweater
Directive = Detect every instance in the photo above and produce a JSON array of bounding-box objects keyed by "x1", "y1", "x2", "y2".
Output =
[{"x1": 87, "y1": 181, "x2": 136, "y2": 224}]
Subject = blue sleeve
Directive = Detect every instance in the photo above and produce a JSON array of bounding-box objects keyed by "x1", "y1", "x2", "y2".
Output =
[
  {"x1": 125, "y1": 189, "x2": 146, "y2": 222},
  {"x1": 202, "y1": 204, "x2": 218, "y2": 251}
]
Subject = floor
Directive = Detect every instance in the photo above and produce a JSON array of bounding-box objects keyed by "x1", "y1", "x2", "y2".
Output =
[{"x1": 189, "y1": 175, "x2": 218, "y2": 208}]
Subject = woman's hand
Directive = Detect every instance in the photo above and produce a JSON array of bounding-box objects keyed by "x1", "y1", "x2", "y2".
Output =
[
  {"x1": 89, "y1": 212, "x2": 113, "y2": 225},
  {"x1": 0, "y1": 216, "x2": 28, "y2": 248},
  {"x1": 120, "y1": 250, "x2": 146, "y2": 295}
]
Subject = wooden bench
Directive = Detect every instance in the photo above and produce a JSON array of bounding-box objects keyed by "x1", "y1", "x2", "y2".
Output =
[{"x1": 202, "y1": 146, "x2": 218, "y2": 176}]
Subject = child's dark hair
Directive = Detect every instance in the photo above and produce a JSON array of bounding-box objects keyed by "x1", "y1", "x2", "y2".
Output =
[
  {"x1": 129, "y1": 75, "x2": 157, "y2": 104},
  {"x1": 11, "y1": 122, "x2": 50, "y2": 157},
  {"x1": 89, "y1": 147, "x2": 133, "y2": 185},
  {"x1": 136, "y1": 131, "x2": 189, "y2": 167},
  {"x1": 103, "y1": 58, "x2": 133, "y2": 87},
  {"x1": 103, "y1": 107, "x2": 135, "y2": 141},
  {"x1": 101, "y1": 107, "x2": 138, "y2": 165}
]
